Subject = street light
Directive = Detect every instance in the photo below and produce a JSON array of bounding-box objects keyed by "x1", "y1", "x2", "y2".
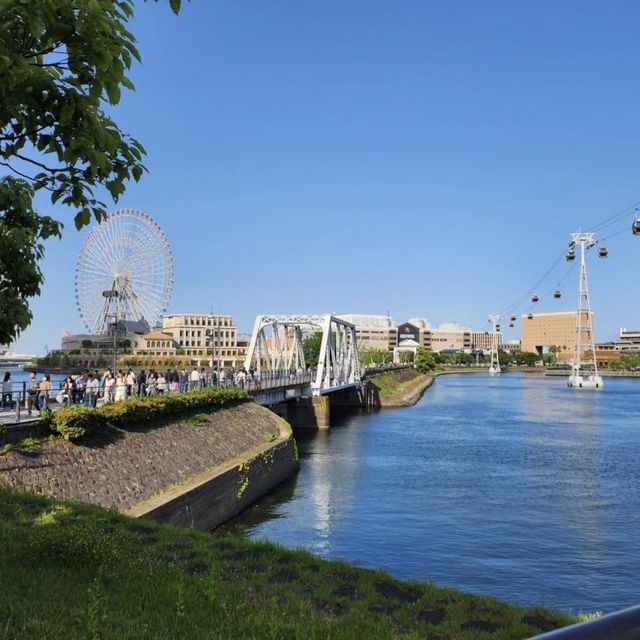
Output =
[{"x1": 102, "y1": 289, "x2": 119, "y2": 372}]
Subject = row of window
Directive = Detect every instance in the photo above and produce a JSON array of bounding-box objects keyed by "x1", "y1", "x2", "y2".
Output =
[
  {"x1": 177, "y1": 329, "x2": 235, "y2": 338},
  {"x1": 166, "y1": 317, "x2": 233, "y2": 328}
]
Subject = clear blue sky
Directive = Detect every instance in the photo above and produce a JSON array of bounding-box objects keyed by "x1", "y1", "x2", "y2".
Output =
[{"x1": 13, "y1": 0, "x2": 640, "y2": 354}]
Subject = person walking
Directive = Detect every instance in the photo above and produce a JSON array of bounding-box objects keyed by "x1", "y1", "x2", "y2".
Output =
[
  {"x1": 38, "y1": 374, "x2": 53, "y2": 411},
  {"x1": 104, "y1": 372, "x2": 115, "y2": 403},
  {"x1": 137, "y1": 370, "x2": 147, "y2": 397},
  {"x1": 114, "y1": 372, "x2": 127, "y2": 402},
  {"x1": 25, "y1": 372, "x2": 39, "y2": 416},
  {"x1": 156, "y1": 372, "x2": 167, "y2": 394},
  {"x1": 60, "y1": 376, "x2": 74, "y2": 407},
  {"x1": 126, "y1": 369, "x2": 136, "y2": 397},
  {"x1": 146, "y1": 371, "x2": 157, "y2": 396},
  {"x1": 179, "y1": 369, "x2": 188, "y2": 393},
  {"x1": 190, "y1": 367, "x2": 199, "y2": 391},
  {"x1": 1, "y1": 372, "x2": 12, "y2": 410},
  {"x1": 84, "y1": 373, "x2": 99, "y2": 408}
]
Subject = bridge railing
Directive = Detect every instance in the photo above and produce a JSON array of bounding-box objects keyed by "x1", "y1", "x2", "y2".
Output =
[{"x1": 245, "y1": 370, "x2": 314, "y2": 393}]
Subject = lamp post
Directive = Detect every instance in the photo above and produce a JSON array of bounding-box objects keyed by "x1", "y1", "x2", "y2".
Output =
[{"x1": 102, "y1": 289, "x2": 119, "y2": 372}]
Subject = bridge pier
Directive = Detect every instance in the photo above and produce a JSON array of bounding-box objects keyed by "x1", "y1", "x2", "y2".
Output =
[
  {"x1": 286, "y1": 396, "x2": 331, "y2": 429},
  {"x1": 313, "y1": 396, "x2": 330, "y2": 429}
]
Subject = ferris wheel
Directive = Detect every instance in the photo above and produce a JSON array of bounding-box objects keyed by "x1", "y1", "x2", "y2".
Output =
[{"x1": 75, "y1": 208, "x2": 174, "y2": 334}]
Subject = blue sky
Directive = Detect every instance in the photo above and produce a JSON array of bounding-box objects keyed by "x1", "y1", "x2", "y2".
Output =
[{"x1": 13, "y1": 0, "x2": 640, "y2": 354}]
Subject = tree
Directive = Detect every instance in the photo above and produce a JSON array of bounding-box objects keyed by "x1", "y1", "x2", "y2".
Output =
[
  {"x1": 498, "y1": 349, "x2": 514, "y2": 367},
  {"x1": 302, "y1": 332, "x2": 322, "y2": 368},
  {"x1": 0, "y1": 0, "x2": 184, "y2": 344},
  {"x1": 81, "y1": 339, "x2": 93, "y2": 348},
  {"x1": 454, "y1": 352, "x2": 474, "y2": 366},
  {"x1": 361, "y1": 348, "x2": 392, "y2": 366},
  {"x1": 414, "y1": 348, "x2": 437, "y2": 373},
  {"x1": 399, "y1": 351, "x2": 414, "y2": 364},
  {"x1": 515, "y1": 351, "x2": 540, "y2": 367}
]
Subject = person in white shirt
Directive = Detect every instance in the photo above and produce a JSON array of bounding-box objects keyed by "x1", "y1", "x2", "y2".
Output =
[
  {"x1": 190, "y1": 368, "x2": 199, "y2": 391},
  {"x1": 84, "y1": 373, "x2": 100, "y2": 408}
]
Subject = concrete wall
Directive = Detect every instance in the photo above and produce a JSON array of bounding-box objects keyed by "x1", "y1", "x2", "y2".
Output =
[{"x1": 127, "y1": 419, "x2": 299, "y2": 531}]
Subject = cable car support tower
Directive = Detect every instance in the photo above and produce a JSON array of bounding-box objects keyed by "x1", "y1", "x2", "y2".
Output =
[
  {"x1": 567, "y1": 231, "x2": 603, "y2": 389},
  {"x1": 488, "y1": 314, "x2": 501, "y2": 375}
]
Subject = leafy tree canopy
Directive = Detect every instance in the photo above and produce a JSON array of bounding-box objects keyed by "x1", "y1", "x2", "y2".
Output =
[
  {"x1": 302, "y1": 332, "x2": 322, "y2": 368},
  {"x1": 0, "y1": 0, "x2": 184, "y2": 345},
  {"x1": 414, "y1": 348, "x2": 437, "y2": 374}
]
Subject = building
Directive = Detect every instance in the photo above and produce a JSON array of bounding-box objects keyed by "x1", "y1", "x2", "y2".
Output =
[
  {"x1": 60, "y1": 319, "x2": 150, "y2": 366},
  {"x1": 470, "y1": 330, "x2": 503, "y2": 353},
  {"x1": 406, "y1": 318, "x2": 433, "y2": 350},
  {"x1": 160, "y1": 313, "x2": 244, "y2": 368},
  {"x1": 335, "y1": 314, "x2": 397, "y2": 353},
  {"x1": 617, "y1": 329, "x2": 640, "y2": 352},
  {"x1": 394, "y1": 321, "x2": 422, "y2": 361},
  {"x1": 501, "y1": 339, "x2": 522, "y2": 355},
  {"x1": 135, "y1": 332, "x2": 177, "y2": 357},
  {"x1": 521, "y1": 310, "x2": 594, "y2": 361},
  {"x1": 430, "y1": 322, "x2": 472, "y2": 353}
]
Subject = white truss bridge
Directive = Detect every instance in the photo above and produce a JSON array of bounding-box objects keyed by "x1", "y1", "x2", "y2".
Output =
[{"x1": 243, "y1": 314, "x2": 362, "y2": 399}]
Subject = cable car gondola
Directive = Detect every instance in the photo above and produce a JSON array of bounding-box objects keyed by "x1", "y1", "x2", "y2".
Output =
[
  {"x1": 598, "y1": 246, "x2": 608, "y2": 258},
  {"x1": 527, "y1": 313, "x2": 533, "y2": 320},
  {"x1": 509, "y1": 322, "x2": 514, "y2": 328},
  {"x1": 531, "y1": 293, "x2": 539, "y2": 303},
  {"x1": 496, "y1": 324, "x2": 501, "y2": 332},
  {"x1": 510, "y1": 315, "x2": 516, "y2": 322},
  {"x1": 554, "y1": 289, "x2": 561, "y2": 299},
  {"x1": 633, "y1": 218, "x2": 640, "y2": 236},
  {"x1": 566, "y1": 248, "x2": 576, "y2": 262}
]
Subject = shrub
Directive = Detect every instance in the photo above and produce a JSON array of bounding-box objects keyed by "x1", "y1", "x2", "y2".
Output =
[
  {"x1": 45, "y1": 388, "x2": 251, "y2": 441},
  {"x1": 49, "y1": 407, "x2": 109, "y2": 440}
]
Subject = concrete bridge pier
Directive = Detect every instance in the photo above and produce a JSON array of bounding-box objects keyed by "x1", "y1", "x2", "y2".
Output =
[
  {"x1": 312, "y1": 396, "x2": 330, "y2": 429},
  {"x1": 286, "y1": 396, "x2": 331, "y2": 429}
]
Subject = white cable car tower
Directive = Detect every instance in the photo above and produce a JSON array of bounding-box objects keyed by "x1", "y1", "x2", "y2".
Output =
[
  {"x1": 488, "y1": 314, "x2": 501, "y2": 375},
  {"x1": 567, "y1": 231, "x2": 603, "y2": 389}
]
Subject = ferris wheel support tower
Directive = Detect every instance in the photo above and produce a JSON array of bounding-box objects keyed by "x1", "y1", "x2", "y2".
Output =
[{"x1": 567, "y1": 231, "x2": 603, "y2": 389}]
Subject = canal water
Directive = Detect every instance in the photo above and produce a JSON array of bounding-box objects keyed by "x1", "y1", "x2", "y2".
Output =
[{"x1": 224, "y1": 372, "x2": 640, "y2": 614}]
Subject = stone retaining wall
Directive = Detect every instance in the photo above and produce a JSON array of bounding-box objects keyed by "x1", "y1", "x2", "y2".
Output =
[{"x1": 0, "y1": 403, "x2": 299, "y2": 529}]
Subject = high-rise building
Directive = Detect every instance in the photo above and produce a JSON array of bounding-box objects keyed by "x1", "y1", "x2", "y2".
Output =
[{"x1": 521, "y1": 310, "x2": 594, "y2": 361}]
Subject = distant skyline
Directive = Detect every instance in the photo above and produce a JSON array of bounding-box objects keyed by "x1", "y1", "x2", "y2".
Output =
[{"x1": 12, "y1": 1, "x2": 640, "y2": 354}]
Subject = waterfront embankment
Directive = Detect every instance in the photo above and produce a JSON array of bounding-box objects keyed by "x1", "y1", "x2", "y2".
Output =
[
  {"x1": 362, "y1": 368, "x2": 434, "y2": 408},
  {"x1": 0, "y1": 402, "x2": 298, "y2": 530}
]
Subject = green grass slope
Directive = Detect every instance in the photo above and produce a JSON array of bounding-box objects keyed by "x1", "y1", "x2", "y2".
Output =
[{"x1": 0, "y1": 488, "x2": 573, "y2": 639}]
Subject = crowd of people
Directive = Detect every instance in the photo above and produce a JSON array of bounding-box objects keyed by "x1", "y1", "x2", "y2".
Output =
[
  {"x1": 1, "y1": 365, "x2": 314, "y2": 417},
  {"x1": 19, "y1": 366, "x2": 264, "y2": 414}
]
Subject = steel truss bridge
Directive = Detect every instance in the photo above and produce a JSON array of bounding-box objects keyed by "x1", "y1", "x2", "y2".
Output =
[{"x1": 243, "y1": 314, "x2": 362, "y2": 403}]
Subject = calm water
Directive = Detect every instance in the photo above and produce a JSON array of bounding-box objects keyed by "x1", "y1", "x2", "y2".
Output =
[
  {"x1": 225, "y1": 373, "x2": 640, "y2": 613},
  {"x1": 0, "y1": 368, "x2": 67, "y2": 391}
]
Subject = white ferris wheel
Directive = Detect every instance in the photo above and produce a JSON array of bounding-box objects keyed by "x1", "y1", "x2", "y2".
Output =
[{"x1": 75, "y1": 208, "x2": 174, "y2": 335}]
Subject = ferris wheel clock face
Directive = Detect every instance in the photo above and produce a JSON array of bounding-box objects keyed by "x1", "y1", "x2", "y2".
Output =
[{"x1": 75, "y1": 208, "x2": 174, "y2": 334}]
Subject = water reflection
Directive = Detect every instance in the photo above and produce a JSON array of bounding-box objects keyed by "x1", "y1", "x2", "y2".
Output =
[{"x1": 226, "y1": 373, "x2": 640, "y2": 612}]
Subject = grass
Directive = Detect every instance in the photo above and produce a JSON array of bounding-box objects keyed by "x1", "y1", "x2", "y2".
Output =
[
  {"x1": 0, "y1": 488, "x2": 574, "y2": 639},
  {"x1": 0, "y1": 435, "x2": 53, "y2": 456},
  {"x1": 181, "y1": 413, "x2": 210, "y2": 428},
  {"x1": 367, "y1": 369, "x2": 428, "y2": 398}
]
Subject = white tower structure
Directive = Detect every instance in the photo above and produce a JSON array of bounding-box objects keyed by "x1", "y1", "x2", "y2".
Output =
[
  {"x1": 567, "y1": 231, "x2": 603, "y2": 389},
  {"x1": 488, "y1": 314, "x2": 501, "y2": 375}
]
